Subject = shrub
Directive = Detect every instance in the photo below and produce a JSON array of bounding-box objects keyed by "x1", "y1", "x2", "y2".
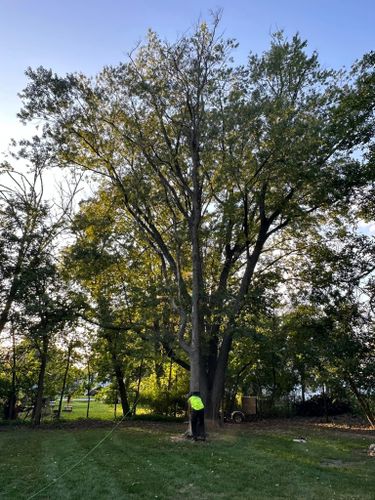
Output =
[
  {"x1": 294, "y1": 394, "x2": 352, "y2": 417},
  {"x1": 138, "y1": 391, "x2": 186, "y2": 416}
]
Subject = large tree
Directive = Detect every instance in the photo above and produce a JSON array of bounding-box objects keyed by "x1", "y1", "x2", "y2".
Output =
[{"x1": 18, "y1": 19, "x2": 375, "y2": 420}]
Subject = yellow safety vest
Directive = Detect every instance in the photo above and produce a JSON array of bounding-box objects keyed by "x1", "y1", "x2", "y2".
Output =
[{"x1": 189, "y1": 395, "x2": 204, "y2": 410}]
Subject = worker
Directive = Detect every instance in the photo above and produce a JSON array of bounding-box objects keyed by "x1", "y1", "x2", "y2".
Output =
[{"x1": 188, "y1": 391, "x2": 205, "y2": 441}]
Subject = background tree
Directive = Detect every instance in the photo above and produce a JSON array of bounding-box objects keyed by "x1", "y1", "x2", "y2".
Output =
[
  {"x1": 55, "y1": 336, "x2": 82, "y2": 419},
  {"x1": 283, "y1": 227, "x2": 375, "y2": 425},
  {"x1": 0, "y1": 141, "x2": 82, "y2": 422},
  {"x1": 0, "y1": 160, "x2": 50, "y2": 336},
  {"x1": 62, "y1": 189, "x2": 163, "y2": 415}
]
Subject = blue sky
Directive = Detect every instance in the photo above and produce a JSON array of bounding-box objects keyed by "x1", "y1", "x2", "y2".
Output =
[{"x1": 0, "y1": 0, "x2": 374, "y2": 152}]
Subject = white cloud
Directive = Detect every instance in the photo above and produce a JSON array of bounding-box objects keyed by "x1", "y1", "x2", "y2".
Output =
[{"x1": 357, "y1": 220, "x2": 375, "y2": 236}]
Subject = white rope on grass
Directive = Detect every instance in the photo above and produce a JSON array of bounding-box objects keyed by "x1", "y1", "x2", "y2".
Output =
[{"x1": 26, "y1": 408, "x2": 133, "y2": 499}]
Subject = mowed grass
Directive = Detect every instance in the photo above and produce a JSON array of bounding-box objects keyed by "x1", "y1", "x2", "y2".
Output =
[
  {"x1": 56, "y1": 400, "x2": 182, "y2": 423},
  {"x1": 54, "y1": 400, "x2": 118, "y2": 421},
  {"x1": 16, "y1": 400, "x2": 148, "y2": 424},
  {"x1": 0, "y1": 422, "x2": 374, "y2": 500}
]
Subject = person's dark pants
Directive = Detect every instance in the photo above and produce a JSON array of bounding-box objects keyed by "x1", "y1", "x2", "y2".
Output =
[{"x1": 191, "y1": 408, "x2": 205, "y2": 440}]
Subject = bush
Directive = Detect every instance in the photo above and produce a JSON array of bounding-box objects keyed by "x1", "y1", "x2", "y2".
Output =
[
  {"x1": 256, "y1": 397, "x2": 296, "y2": 418},
  {"x1": 138, "y1": 392, "x2": 187, "y2": 416},
  {"x1": 294, "y1": 394, "x2": 352, "y2": 417}
]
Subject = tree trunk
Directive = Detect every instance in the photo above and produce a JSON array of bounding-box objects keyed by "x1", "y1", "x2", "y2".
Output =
[
  {"x1": 32, "y1": 336, "x2": 49, "y2": 426},
  {"x1": 133, "y1": 358, "x2": 144, "y2": 415},
  {"x1": 6, "y1": 327, "x2": 18, "y2": 420},
  {"x1": 86, "y1": 358, "x2": 91, "y2": 418},
  {"x1": 167, "y1": 357, "x2": 173, "y2": 392},
  {"x1": 347, "y1": 377, "x2": 375, "y2": 427},
  {"x1": 206, "y1": 222, "x2": 270, "y2": 422},
  {"x1": 189, "y1": 127, "x2": 204, "y2": 395},
  {"x1": 322, "y1": 384, "x2": 329, "y2": 423},
  {"x1": 300, "y1": 370, "x2": 306, "y2": 403},
  {"x1": 271, "y1": 354, "x2": 277, "y2": 405},
  {"x1": 56, "y1": 342, "x2": 73, "y2": 419},
  {"x1": 189, "y1": 218, "x2": 203, "y2": 394},
  {"x1": 0, "y1": 264, "x2": 22, "y2": 335},
  {"x1": 113, "y1": 360, "x2": 130, "y2": 416},
  {"x1": 103, "y1": 327, "x2": 130, "y2": 416},
  {"x1": 206, "y1": 331, "x2": 233, "y2": 421}
]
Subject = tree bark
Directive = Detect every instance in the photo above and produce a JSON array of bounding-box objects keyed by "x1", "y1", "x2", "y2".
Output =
[
  {"x1": 133, "y1": 358, "x2": 144, "y2": 415},
  {"x1": 104, "y1": 334, "x2": 130, "y2": 415},
  {"x1": 188, "y1": 127, "x2": 204, "y2": 394},
  {"x1": 86, "y1": 358, "x2": 92, "y2": 418},
  {"x1": 56, "y1": 342, "x2": 73, "y2": 419},
  {"x1": 7, "y1": 327, "x2": 18, "y2": 420},
  {"x1": 207, "y1": 217, "x2": 271, "y2": 421},
  {"x1": 300, "y1": 370, "x2": 306, "y2": 403},
  {"x1": 347, "y1": 377, "x2": 375, "y2": 427},
  {"x1": 32, "y1": 335, "x2": 49, "y2": 426},
  {"x1": 0, "y1": 252, "x2": 24, "y2": 335},
  {"x1": 113, "y1": 358, "x2": 130, "y2": 416},
  {"x1": 189, "y1": 211, "x2": 203, "y2": 392}
]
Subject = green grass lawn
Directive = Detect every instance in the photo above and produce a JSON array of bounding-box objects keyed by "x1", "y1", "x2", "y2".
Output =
[
  {"x1": 15, "y1": 399, "x2": 155, "y2": 424},
  {"x1": 54, "y1": 400, "x2": 118, "y2": 421},
  {"x1": 0, "y1": 422, "x2": 373, "y2": 499}
]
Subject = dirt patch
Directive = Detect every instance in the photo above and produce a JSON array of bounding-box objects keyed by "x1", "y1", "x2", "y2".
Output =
[
  {"x1": 320, "y1": 459, "x2": 345, "y2": 468},
  {"x1": 236, "y1": 415, "x2": 374, "y2": 437},
  {"x1": 170, "y1": 434, "x2": 190, "y2": 443}
]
